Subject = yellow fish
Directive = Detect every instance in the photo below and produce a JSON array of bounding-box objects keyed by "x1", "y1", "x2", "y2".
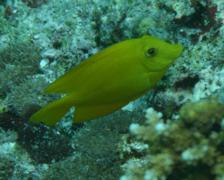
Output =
[{"x1": 30, "y1": 35, "x2": 183, "y2": 126}]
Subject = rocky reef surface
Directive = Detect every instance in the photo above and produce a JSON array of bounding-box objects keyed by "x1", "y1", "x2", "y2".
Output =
[{"x1": 0, "y1": 0, "x2": 223, "y2": 179}]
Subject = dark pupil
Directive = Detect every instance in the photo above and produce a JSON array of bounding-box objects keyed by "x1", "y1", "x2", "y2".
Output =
[{"x1": 147, "y1": 48, "x2": 156, "y2": 56}]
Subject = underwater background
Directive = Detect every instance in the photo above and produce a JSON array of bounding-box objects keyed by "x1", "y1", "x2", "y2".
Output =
[{"x1": 0, "y1": 0, "x2": 224, "y2": 179}]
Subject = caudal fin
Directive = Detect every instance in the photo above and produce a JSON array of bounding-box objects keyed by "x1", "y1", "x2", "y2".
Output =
[
  {"x1": 30, "y1": 98, "x2": 72, "y2": 126},
  {"x1": 74, "y1": 102, "x2": 127, "y2": 123}
]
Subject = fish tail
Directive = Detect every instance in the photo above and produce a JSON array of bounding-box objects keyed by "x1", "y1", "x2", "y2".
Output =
[{"x1": 30, "y1": 97, "x2": 73, "y2": 126}]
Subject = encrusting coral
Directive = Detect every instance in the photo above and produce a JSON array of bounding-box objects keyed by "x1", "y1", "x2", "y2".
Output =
[{"x1": 120, "y1": 98, "x2": 224, "y2": 180}]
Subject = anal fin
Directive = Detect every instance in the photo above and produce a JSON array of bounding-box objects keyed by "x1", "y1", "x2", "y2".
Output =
[{"x1": 74, "y1": 102, "x2": 127, "y2": 123}]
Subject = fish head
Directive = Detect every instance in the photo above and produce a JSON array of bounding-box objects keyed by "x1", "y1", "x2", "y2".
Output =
[{"x1": 139, "y1": 35, "x2": 183, "y2": 72}]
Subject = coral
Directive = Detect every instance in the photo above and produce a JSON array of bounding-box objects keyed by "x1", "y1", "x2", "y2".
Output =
[
  {"x1": 0, "y1": 100, "x2": 7, "y2": 114},
  {"x1": 0, "y1": 9, "x2": 12, "y2": 35},
  {"x1": 0, "y1": 128, "x2": 48, "y2": 179},
  {"x1": 0, "y1": 110, "x2": 75, "y2": 164},
  {"x1": 42, "y1": 110, "x2": 145, "y2": 180},
  {"x1": 0, "y1": 129, "x2": 16, "y2": 179},
  {"x1": 0, "y1": 41, "x2": 41, "y2": 93},
  {"x1": 120, "y1": 98, "x2": 224, "y2": 179},
  {"x1": 4, "y1": 76, "x2": 49, "y2": 114},
  {"x1": 0, "y1": 156, "x2": 14, "y2": 179},
  {"x1": 21, "y1": 0, "x2": 48, "y2": 8},
  {"x1": 0, "y1": 0, "x2": 223, "y2": 179},
  {"x1": 19, "y1": 123, "x2": 74, "y2": 164},
  {"x1": 0, "y1": 40, "x2": 46, "y2": 115},
  {"x1": 149, "y1": 24, "x2": 224, "y2": 117}
]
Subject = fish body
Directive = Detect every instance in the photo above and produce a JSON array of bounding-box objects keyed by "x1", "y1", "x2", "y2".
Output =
[{"x1": 30, "y1": 35, "x2": 183, "y2": 126}]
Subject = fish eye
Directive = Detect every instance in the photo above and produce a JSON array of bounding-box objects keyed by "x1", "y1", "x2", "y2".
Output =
[{"x1": 145, "y1": 48, "x2": 157, "y2": 57}]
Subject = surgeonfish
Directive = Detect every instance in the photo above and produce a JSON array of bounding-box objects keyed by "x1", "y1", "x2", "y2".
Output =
[{"x1": 30, "y1": 35, "x2": 183, "y2": 126}]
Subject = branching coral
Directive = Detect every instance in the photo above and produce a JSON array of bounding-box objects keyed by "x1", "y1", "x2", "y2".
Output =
[{"x1": 120, "y1": 98, "x2": 224, "y2": 180}]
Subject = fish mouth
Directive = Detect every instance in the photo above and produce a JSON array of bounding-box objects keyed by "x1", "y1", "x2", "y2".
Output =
[
  {"x1": 171, "y1": 44, "x2": 184, "y2": 59},
  {"x1": 142, "y1": 43, "x2": 184, "y2": 72},
  {"x1": 157, "y1": 43, "x2": 183, "y2": 70}
]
